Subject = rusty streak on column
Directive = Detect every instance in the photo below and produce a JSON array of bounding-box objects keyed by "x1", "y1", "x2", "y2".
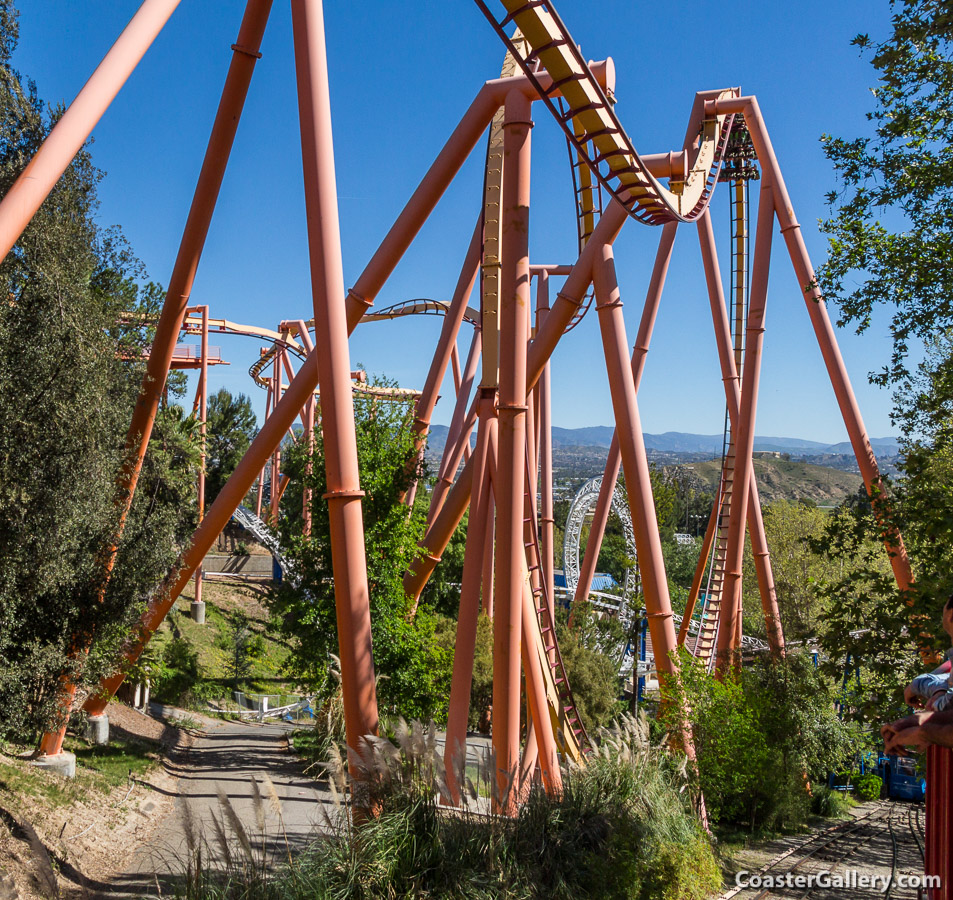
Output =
[
  {"x1": 696, "y1": 209, "x2": 784, "y2": 658},
  {"x1": 492, "y1": 89, "x2": 532, "y2": 812},
  {"x1": 715, "y1": 182, "x2": 775, "y2": 677},
  {"x1": 291, "y1": 0, "x2": 378, "y2": 764},
  {"x1": 573, "y1": 223, "x2": 677, "y2": 613}
]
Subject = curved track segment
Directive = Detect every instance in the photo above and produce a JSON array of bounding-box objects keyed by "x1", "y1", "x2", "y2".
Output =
[{"x1": 474, "y1": 0, "x2": 737, "y2": 225}]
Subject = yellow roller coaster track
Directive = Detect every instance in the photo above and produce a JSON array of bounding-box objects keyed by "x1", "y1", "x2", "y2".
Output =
[{"x1": 475, "y1": 0, "x2": 738, "y2": 225}]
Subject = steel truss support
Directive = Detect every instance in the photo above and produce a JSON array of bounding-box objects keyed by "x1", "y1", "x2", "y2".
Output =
[
  {"x1": 714, "y1": 179, "x2": 774, "y2": 676},
  {"x1": 695, "y1": 209, "x2": 783, "y2": 659},
  {"x1": 290, "y1": 0, "x2": 378, "y2": 771},
  {"x1": 40, "y1": 0, "x2": 273, "y2": 757},
  {"x1": 571, "y1": 222, "x2": 677, "y2": 612},
  {"x1": 492, "y1": 89, "x2": 532, "y2": 810}
]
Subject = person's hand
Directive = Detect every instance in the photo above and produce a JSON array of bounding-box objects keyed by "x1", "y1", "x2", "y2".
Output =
[
  {"x1": 926, "y1": 691, "x2": 946, "y2": 711},
  {"x1": 905, "y1": 682, "x2": 924, "y2": 708},
  {"x1": 886, "y1": 726, "x2": 928, "y2": 754}
]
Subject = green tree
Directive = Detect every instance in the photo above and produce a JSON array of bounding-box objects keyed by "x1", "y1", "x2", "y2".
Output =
[
  {"x1": 664, "y1": 651, "x2": 863, "y2": 831},
  {"x1": 268, "y1": 377, "x2": 452, "y2": 721},
  {"x1": 204, "y1": 387, "x2": 258, "y2": 505},
  {"x1": 0, "y1": 1, "x2": 197, "y2": 739},
  {"x1": 820, "y1": 0, "x2": 953, "y2": 388},
  {"x1": 818, "y1": 0, "x2": 953, "y2": 719},
  {"x1": 740, "y1": 500, "x2": 837, "y2": 642}
]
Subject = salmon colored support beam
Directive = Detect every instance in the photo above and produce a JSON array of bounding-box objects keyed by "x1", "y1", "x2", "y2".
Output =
[
  {"x1": 443, "y1": 392, "x2": 497, "y2": 806},
  {"x1": 696, "y1": 209, "x2": 784, "y2": 658},
  {"x1": 492, "y1": 88, "x2": 532, "y2": 811},
  {"x1": 715, "y1": 181, "x2": 775, "y2": 677},
  {"x1": 404, "y1": 218, "x2": 482, "y2": 507},
  {"x1": 591, "y1": 243, "x2": 681, "y2": 680},
  {"x1": 194, "y1": 305, "x2": 210, "y2": 610},
  {"x1": 706, "y1": 95, "x2": 914, "y2": 597},
  {"x1": 111, "y1": 0, "x2": 273, "y2": 543},
  {"x1": 519, "y1": 576, "x2": 561, "y2": 795},
  {"x1": 535, "y1": 274, "x2": 556, "y2": 615},
  {"x1": 0, "y1": 0, "x2": 183, "y2": 261},
  {"x1": 405, "y1": 201, "x2": 630, "y2": 609},
  {"x1": 411, "y1": 217, "x2": 482, "y2": 441},
  {"x1": 572, "y1": 222, "x2": 677, "y2": 612},
  {"x1": 42, "y1": 0, "x2": 273, "y2": 756},
  {"x1": 291, "y1": 0, "x2": 378, "y2": 768},
  {"x1": 345, "y1": 62, "x2": 614, "y2": 329}
]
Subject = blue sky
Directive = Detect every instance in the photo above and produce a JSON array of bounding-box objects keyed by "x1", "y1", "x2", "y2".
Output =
[{"x1": 13, "y1": 1, "x2": 901, "y2": 442}]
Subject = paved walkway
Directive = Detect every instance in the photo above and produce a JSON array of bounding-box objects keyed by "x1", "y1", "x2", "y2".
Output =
[{"x1": 91, "y1": 708, "x2": 336, "y2": 899}]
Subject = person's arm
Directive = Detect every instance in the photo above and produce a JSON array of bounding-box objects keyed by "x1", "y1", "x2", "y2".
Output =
[{"x1": 921, "y1": 722, "x2": 953, "y2": 749}]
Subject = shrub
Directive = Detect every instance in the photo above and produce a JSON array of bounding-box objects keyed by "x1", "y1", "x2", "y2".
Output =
[
  {"x1": 179, "y1": 715, "x2": 719, "y2": 900},
  {"x1": 853, "y1": 773, "x2": 883, "y2": 802},
  {"x1": 812, "y1": 785, "x2": 853, "y2": 818},
  {"x1": 662, "y1": 649, "x2": 863, "y2": 833}
]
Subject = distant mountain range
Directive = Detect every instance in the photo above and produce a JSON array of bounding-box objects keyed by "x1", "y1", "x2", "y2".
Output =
[{"x1": 425, "y1": 425, "x2": 900, "y2": 458}]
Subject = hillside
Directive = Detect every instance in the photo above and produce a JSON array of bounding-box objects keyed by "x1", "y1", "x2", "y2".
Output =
[{"x1": 673, "y1": 457, "x2": 863, "y2": 505}]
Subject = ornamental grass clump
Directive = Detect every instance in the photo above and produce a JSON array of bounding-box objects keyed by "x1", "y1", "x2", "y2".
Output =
[{"x1": 178, "y1": 714, "x2": 719, "y2": 900}]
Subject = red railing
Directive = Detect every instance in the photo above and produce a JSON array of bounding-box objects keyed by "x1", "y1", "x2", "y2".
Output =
[{"x1": 926, "y1": 746, "x2": 952, "y2": 899}]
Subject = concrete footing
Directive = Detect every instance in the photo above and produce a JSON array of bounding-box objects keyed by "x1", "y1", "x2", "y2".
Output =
[
  {"x1": 31, "y1": 752, "x2": 76, "y2": 778},
  {"x1": 190, "y1": 600, "x2": 206, "y2": 624},
  {"x1": 86, "y1": 714, "x2": 109, "y2": 745}
]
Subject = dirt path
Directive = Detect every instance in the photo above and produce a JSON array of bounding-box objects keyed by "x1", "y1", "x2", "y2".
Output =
[{"x1": 88, "y1": 707, "x2": 334, "y2": 899}]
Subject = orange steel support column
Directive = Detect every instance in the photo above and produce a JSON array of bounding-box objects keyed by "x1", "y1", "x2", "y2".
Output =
[
  {"x1": 535, "y1": 273, "x2": 556, "y2": 613},
  {"x1": 492, "y1": 89, "x2": 532, "y2": 811},
  {"x1": 105, "y1": 0, "x2": 273, "y2": 566},
  {"x1": 269, "y1": 351, "x2": 283, "y2": 524},
  {"x1": 405, "y1": 218, "x2": 482, "y2": 506},
  {"x1": 193, "y1": 305, "x2": 210, "y2": 614},
  {"x1": 291, "y1": 0, "x2": 378, "y2": 764},
  {"x1": 591, "y1": 243, "x2": 681, "y2": 683},
  {"x1": 0, "y1": 0, "x2": 181, "y2": 260},
  {"x1": 444, "y1": 391, "x2": 496, "y2": 806},
  {"x1": 482, "y1": 484, "x2": 496, "y2": 618},
  {"x1": 256, "y1": 381, "x2": 272, "y2": 519},
  {"x1": 519, "y1": 576, "x2": 561, "y2": 794},
  {"x1": 43, "y1": 1, "x2": 273, "y2": 755},
  {"x1": 715, "y1": 182, "x2": 775, "y2": 676},
  {"x1": 428, "y1": 356, "x2": 480, "y2": 526},
  {"x1": 696, "y1": 210, "x2": 784, "y2": 656},
  {"x1": 573, "y1": 222, "x2": 677, "y2": 610},
  {"x1": 405, "y1": 202, "x2": 629, "y2": 608},
  {"x1": 709, "y1": 97, "x2": 914, "y2": 595},
  {"x1": 290, "y1": 320, "x2": 316, "y2": 536},
  {"x1": 86, "y1": 53, "x2": 512, "y2": 717}
]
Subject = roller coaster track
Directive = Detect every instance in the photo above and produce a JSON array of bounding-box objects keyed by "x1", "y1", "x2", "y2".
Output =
[
  {"x1": 244, "y1": 302, "x2": 466, "y2": 396},
  {"x1": 523, "y1": 452, "x2": 588, "y2": 760},
  {"x1": 474, "y1": 0, "x2": 737, "y2": 226},
  {"x1": 694, "y1": 126, "x2": 758, "y2": 668},
  {"x1": 230, "y1": 504, "x2": 296, "y2": 584}
]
